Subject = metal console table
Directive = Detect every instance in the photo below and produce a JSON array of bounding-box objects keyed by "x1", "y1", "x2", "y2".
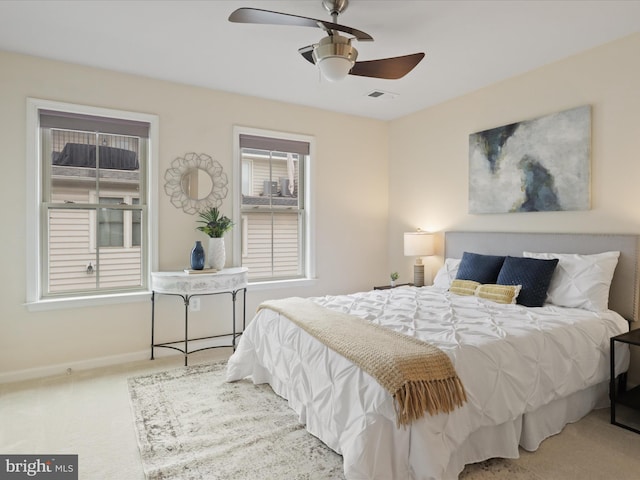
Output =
[{"x1": 150, "y1": 267, "x2": 248, "y2": 366}]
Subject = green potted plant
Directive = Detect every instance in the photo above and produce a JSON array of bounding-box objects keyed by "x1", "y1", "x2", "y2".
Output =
[
  {"x1": 196, "y1": 207, "x2": 234, "y2": 270},
  {"x1": 390, "y1": 272, "x2": 399, "y2": 287},
  {"x1": 196, "y1": 207, "x2": 233, "y2": 238}
]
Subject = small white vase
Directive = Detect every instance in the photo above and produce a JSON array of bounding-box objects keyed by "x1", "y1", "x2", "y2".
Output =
[{"x1": 207, "y1": 237, "x2": 226, "y2": 270}]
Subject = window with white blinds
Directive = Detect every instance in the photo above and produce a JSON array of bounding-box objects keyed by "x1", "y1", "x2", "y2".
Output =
[
  {"x1": 26, "y1": 99, "x2": 157, "y2": 304},
  {"x1": 236, "y1": 130, "x2": 312, "y2": 282}
]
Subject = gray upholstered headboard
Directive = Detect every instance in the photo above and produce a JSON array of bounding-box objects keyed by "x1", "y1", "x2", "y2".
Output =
[{"x1": 444, "y1": 231, "x2": 640, "y2": 322}]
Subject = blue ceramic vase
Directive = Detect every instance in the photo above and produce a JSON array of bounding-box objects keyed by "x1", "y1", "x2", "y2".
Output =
[{"x1": 190, "y1": 241, "x2": 205, "y2": 270}]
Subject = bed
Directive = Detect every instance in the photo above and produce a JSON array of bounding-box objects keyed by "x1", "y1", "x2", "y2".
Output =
[{"x1": 226, "y1": 232, "x2": 638, "y2": 479}]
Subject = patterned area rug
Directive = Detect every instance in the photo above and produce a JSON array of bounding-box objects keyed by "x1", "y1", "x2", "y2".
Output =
[
  {"x1": 129, "y1": 362, "x2": 536, "y2": 480},
  {"x1": 460, "y1": 457, "x2": 539, "y2": 479},
  {"x1": 128, "y1": 362, "x2": 345, "y2": 480}
]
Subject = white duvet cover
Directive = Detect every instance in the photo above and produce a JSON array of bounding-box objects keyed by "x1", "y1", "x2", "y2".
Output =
[{"x1": 226, "y1": 286, "x2": 630, "y2": 479}]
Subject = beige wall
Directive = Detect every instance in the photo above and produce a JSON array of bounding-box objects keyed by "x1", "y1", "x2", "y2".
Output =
[{"x1": 0, "y1": 51, "x2": 389, "y2": 380}]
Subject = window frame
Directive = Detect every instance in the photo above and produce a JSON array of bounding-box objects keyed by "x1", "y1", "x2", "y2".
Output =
[
  {"x1": 232, "y1": 126, "x2": 316, "y2": 287},
  {"x1": 25, "y1": 98, "x2": 159, "y2": 311}
]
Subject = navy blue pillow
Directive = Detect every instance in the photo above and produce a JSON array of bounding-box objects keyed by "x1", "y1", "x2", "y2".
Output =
[
  {"x1": 497, "y1": 256, "x2": 559, "y2": 307},
  {"x1": 455, "y1": 252, "x2": 506, "y2": 284}
]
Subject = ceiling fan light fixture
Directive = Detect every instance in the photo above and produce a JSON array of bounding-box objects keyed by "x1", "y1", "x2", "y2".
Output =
[
  {"x1": 313, "y1": 35, "x2": 357, "y2": 82},
  {"x1": 317, "y1": 56, "x2": 354, "y2": 82}
]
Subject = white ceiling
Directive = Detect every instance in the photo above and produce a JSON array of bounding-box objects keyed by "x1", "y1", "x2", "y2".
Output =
[{"x1": 1, "y1": 0, "x2": 639, "y2": 120}]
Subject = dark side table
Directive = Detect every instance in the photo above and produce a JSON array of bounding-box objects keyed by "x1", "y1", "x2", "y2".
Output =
[
  {"x1": 374, "y1": 283, "x2": 414, "y2": 290},
  {"x1": 610, "y1": 329, "x2": 640, "y2": 434}
]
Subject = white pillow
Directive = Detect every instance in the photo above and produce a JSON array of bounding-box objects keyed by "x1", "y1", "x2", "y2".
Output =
[
  {"x1": 522, "y1": 251, "x2": 620, "y2": 311},
  {"x1": 432, "y1": 258, "x2": 461, "y2": 289}
]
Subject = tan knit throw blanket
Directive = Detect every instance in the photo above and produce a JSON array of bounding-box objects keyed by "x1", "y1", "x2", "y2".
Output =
[{"x1": 258, "y1": 297, "x2": 467, "y2": 426}]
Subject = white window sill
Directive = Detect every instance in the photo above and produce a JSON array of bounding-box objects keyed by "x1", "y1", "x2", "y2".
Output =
[
  {"x1": 25, "y1": 290, "x2": 151, "y2": 312},
  {"x1": 248, "y1": 278, "x2": 317, "y2": 292}
]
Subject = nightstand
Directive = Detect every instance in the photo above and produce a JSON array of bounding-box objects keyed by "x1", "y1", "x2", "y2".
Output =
[
  {"x1": 374, "y1": 283, "x2": 414, "y2": 290},
  {"x1": 610, "y1": 329, "x2": 640, "y2": 434}
]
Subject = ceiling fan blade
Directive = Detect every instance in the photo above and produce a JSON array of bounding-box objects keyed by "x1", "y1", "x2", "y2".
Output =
[
  {"x1": 229, "y1": 8, "x2": 373, "y2": 41},
  {"x1": 298, "y1": 45, "x2": 316, "y2": 65},
  {"x1": 350, "y1": 53, "x2": 425, "y2": 79}
]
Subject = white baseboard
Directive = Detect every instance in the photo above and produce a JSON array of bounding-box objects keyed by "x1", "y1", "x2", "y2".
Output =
[
  {"x1": 0, "y1": 337, "x2": 236, "y2": 384},
  {"x1": 0, "y1": 350, "x2": 153, "y2": 384}
]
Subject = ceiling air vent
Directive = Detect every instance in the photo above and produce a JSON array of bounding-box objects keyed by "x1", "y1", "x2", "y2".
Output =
[{"x1": 366, "y1": 90, "x2": 398, "y2": 100}]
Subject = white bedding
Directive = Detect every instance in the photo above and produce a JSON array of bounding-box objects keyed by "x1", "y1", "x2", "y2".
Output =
[{"x1": 226, "y1": 286, "x2": 630, "y2": 479}]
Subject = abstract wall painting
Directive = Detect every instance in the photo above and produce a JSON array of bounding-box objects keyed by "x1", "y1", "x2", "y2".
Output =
[{"x1": 468, "y1": 105, "x2": 591, "y2": 214}]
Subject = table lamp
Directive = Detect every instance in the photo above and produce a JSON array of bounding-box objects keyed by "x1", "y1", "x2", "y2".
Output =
[{"x1": 404, "y1": 230, "x2": 435, "y2": 287}]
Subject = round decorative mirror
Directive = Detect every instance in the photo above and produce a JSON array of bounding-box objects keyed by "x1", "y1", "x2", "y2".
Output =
[
  {"x1": 180, "y1": 167, "x2": 214, "y2": 201},
  {"x1": 164, "y1": 153, "x2": 228, "y2": 214}
]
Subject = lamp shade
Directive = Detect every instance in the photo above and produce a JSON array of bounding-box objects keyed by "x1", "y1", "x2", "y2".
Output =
[{"x1": 404, "y1": 231, "x2": 435, "y2": 257}]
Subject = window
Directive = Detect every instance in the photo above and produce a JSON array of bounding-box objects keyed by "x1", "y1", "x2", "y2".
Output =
[
  {"x1": 26, "y1": 99, "x2": 158, "y2": 307},
  {"x1": 233, "y1": 128, "x2": 314, "y2": 283}
]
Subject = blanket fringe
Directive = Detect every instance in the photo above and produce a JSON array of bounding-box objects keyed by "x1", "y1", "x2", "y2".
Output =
[{"x1": 393, "y1": 377, "x2": 468, "y2": 426}]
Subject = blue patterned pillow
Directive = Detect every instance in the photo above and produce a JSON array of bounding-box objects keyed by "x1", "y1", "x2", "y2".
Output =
[
  {"x1": 455, "y1": 252, "x2": 506, "y2": 284},
  {"x1": 497, "y1": 256, "x2": 559, "y2": 307}
]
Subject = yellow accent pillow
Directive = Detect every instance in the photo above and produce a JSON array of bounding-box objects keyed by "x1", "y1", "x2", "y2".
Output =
[
  {"x1": 475, "y1": 284, "x2": 521, "y2": 305},
  {"x1": 449, "y1": 279, "x2": 480, "y2": 296}
]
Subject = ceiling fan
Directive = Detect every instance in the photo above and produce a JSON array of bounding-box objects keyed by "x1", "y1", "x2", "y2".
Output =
[{"x1": 228, "y1": 0, "x2": 425, "y2": 82}]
